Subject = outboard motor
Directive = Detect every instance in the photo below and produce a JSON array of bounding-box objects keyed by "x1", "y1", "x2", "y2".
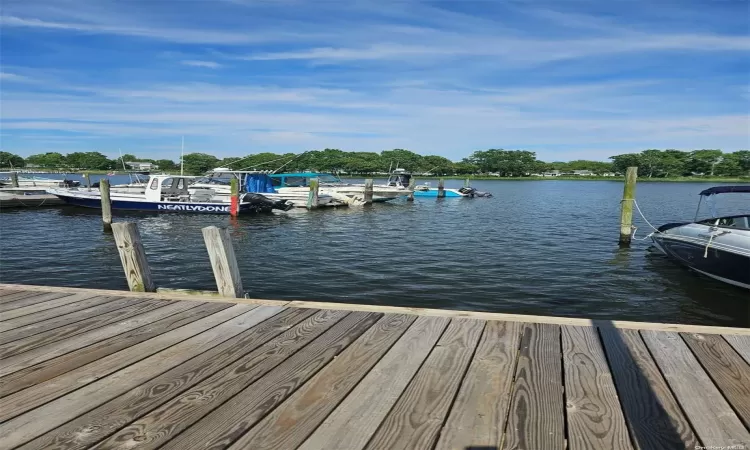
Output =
[
  {"x1": 241, "y1": 193, "x2": 294, "y2": 211},
  {"x1": 458, "y1": 186, "x2": 493, "y2": 198}
]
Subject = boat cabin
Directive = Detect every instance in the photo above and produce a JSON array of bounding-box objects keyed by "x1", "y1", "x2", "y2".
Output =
[
  {"x1": 386, "y1": 168, "x2": 412, "y2": 188},
  {"x1": 144, "y1": 175, "x2": 197, "y2": 202}
]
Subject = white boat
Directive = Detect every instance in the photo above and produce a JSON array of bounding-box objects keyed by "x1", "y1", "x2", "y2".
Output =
[
  {"x1": 190, "y1": 169, "x2": 347, "y2": 208},
  {"x1": 48, "y1": 175, "x2": 292, "y2": 214},
  {"x1": 0, "y1": 172, "x2": 80, "y2": 188},
  {"x1": 268, "y1": 172, "x2": 410, "y2": 203},
  {"x1": 651, "y1": 185, "x2": 749, "y2": 290}
]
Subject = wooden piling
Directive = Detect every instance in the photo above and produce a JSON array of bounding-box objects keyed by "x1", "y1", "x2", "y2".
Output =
[
  {"x1": 230, "y1": 178, "x2": 239, "y2": 217},
  {"x1": 407, "y1": 177, "x2": 416, "y2": 202},
  {"x1": 464, "y1": 177, "x2": 470, "y2": 188},
  {"x1": 437, "y1": 178, "x2": 446, "y2": 198},
  {"x1": 364, "y1": 178, "x2": 374, "y2": 205},
  {"x1": 99, "y1": 179, "x2": 112, "y2": 230},
  {"x1": 202, "y1": 226, "x2": 243, "y2": 298},
  {"x1": 307, "y1": 179, "x2": 319, "y2": 209},
  {"x1": 619, "y1": 166, "x2": 638, "y2": 247},
  {"x1": 112, "y1": 222, "x2": 155, "y2": 292},
  {"x1": 84, "y1": 173, "x2": 91, "y2": 191},
  {"x1": 9, "y1": 172, "x2": 19, "y2": 188}
]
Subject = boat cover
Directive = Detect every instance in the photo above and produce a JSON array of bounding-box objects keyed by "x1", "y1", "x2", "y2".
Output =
[
  {"x1": 699, "y1": 186, "x2": 750, "y2": 196},
  {"x1": 245, "y1": 173, "x2": 277, "y2": 193}
]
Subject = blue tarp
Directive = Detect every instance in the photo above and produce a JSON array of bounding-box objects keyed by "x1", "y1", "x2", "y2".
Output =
[
  {"x1": 245, "y1": 173, "x2": 277, "y2": 193},
  {"x1": 699, "y1": 186, "x2": 750, "y2": 196}
]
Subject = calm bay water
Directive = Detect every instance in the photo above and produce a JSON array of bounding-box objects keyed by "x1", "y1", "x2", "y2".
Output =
[{"x1": 1, "y1": 175, "x2": 748, "y2": 327}]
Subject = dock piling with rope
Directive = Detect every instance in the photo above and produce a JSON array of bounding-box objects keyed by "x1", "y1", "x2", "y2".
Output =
[{"x1": 619, "y1": 166, "x2": 638, "y2": 247}]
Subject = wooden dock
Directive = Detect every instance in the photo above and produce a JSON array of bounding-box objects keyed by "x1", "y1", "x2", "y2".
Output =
[{"x1": 0, "y1": 284, "x2": 748, "y2": 450}]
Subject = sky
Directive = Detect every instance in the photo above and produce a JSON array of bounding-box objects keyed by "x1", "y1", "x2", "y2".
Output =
[{"x1": 1, "y1": 0, "x2": 749, "y2": 162}]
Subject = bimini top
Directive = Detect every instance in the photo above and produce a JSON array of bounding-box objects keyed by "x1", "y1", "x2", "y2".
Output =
[{"x1": 699, "y1": 185, "x2": 750, "y2": 196}]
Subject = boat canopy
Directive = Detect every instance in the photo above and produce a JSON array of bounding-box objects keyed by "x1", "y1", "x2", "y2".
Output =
[
  {"x1": 699, "y1": 186, "x2": 750, "y2": 196},
  {"x1": 245, "y1": 173, "x2": 276, "y2": 193}
]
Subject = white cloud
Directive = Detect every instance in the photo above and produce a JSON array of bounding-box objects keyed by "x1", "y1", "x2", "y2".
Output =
[
  {"x1": 0, "y1": 72, "x2": 33, "y2": 83},
  {"x1": 180, "y1": 60, "x2": 223, "y2": 69}
]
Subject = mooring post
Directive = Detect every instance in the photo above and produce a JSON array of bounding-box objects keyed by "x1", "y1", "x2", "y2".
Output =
[
  {"x1": 202, "y1": 226, "x2": 243, "y2": 298},
  {"x1": 9, "y1": 172, "x2": 19, "y2": 188},
  {"x1": 84, "y1": 173, "x2": 91, "y2": 191},
  {"x1": 437, "y1": 178, "x2": 445, "y2": 198},
  {"x1": 112, "y1": 222, "x2": 155, "y2": 292},
  {"x1": 230, "y1": 178, "x2": 240, "y2": 217},
  {"x1": 100, "y1": 179, "x2": 112, "y2": 230},
  {"x1": 407, "y1": 177, "x2": 416, "y2": 202},
  {"x1": 464, "y1": 177, "x2": 470, "y2": 188},
  {"x1": 364, "y1": 178, "x2": 374, "y2": 205},
  {"x1": 307, "y1": 178, "x2": 319, "y2": 209},
  {"x1": 619, "y1": 166, "x2": 638, "y2": 247}
]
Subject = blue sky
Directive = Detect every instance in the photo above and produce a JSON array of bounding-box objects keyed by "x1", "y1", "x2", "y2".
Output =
[{"x1": 1, "y1": 0, "x2": 748, "y2": 162}]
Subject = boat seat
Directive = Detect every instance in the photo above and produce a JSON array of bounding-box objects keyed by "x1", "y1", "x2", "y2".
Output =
[{"x1": 190, "y1": 189, "x2": 216, "y2": 202}]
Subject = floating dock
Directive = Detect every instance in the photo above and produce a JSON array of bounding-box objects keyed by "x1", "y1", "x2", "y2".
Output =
[
  {"x1": 0, "y1": 284, "x2": 748, "y2": 450},
  {"x1": 0, "y1": 188, "x2": 65, "y2": 209}
]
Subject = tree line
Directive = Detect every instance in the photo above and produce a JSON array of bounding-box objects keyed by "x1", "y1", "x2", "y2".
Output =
[{"x1": 2, "y1": 148, "x2": 748, "y2": 178}]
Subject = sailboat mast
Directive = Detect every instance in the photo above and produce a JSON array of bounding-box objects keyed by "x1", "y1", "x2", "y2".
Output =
[{"x1": 180, "y1": 136, "x2": 184, "y2": 176}]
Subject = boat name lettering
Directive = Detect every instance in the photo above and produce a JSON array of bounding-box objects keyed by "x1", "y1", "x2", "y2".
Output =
[{"x1": 157, "y1": 204, "x2": 229, "y2": 212}]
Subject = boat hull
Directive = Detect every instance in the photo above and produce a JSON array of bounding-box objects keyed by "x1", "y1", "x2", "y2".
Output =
[
  {"x1": 412, "y1": 188, "x2": 466, "y2": 198},
  {"x1": 50, "y1": 192, "x2": 272, "y2": 215},
  {"x1": 652, "y1": 228, "x2": 750, "y2": 290}
]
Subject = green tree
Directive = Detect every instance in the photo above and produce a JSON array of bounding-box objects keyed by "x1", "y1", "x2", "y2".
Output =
[
  {"x1": 0, "y1": 152, "x2": 25, "y2": 168},
  {"x1": 182, "y1": 153, "x2": 219, "y2": 175},
  {"x1": 609, "y1": 153, "x2": 641, "y2": 174},
  {"x1": 25, "y1": 152, "x2": 67, "y2": 168},
  {"x1": 380, "y1": 149, "x2": 423, "y2": 172},
  {"x1": 155, "y1": 159, "x2": 178, "y2": 172},
  {"x1": 65, "y1": 152, "x2": 113, "y2": 170},
  {"x1": 420, "y1": 155, "x2": 454, "y2": 175},
  {"x1": 686, "y1": 149, "x2": 723, "y2": 175}
]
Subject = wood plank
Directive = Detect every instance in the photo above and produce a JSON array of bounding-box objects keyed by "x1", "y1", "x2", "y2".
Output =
[
  {"x1": 153, "y1": 312, "x2": 380, "y2": 450},
  {"x1": 0, "y1": 302, "x2": 231, "y2": 397},
  {"x1": 229, "y1": 314, "x2": 416, "y2": 450},
  {"x1": 0, "y1": 303, "x2": 250, "y2": 420},
  {"x1": 4, "y1": 283, "x2": 750, "y2": 336},
  {"x1": 0, "y1": 297, "x2": 145, "y2": 344},
  {"x1": 0, "y1": 283, "x2": 288, "y2": 308},
  {"x1": 19, "y1": 307, "x2": 317, "y2": 450},
  {"x1": 299, "y1": 315, "x2": 450, "y2": 450},
  {"x1": 599, "y1": 327, "x2": 698, "y2": 449},
  {"x1": 0, "y1": 291, "x2": 56, "y2": 303},
  {"x1": 0, "y1": 300, "x2": 196, "y2": 378},
  {"x1": 0, "y1": 299, "x2": 163, "y2": 357},
  {"x1": 0, "y1": 293, "x2": 112, "y2": 321},
  {"x1": 0, "y1": 296, "x2": 120, "y2": 332},
  {"x1": 503, "y1": 323, "x2": 565, "y2": 450},
  {"x1": 562, "y1": 325, "x2": 632, "y2": 450},
  {"x1": 723, "y1": 334, "x2": 750, "y2": 365},
  {"x1": 0, "y1": 289, "x2": 23, "y2": 299},
  {"x1": 0, "y1": 304, "x2": 275, "y2": 448},
  {"x1": 0, "y1": 292, "x2": 75, "y2": 312},
  {"x1": 435, "y1": 320, "x2": 522, "y2": 450},
  {"x1": 682, "y1": 332, "x2": 750, "y2": 428},
  {"x1": 97, "y1": 309, "x2": 353, "y2": 450},
  {"x1": 641, "y1": 330, "x2": 750, "y2": 447},
  {"x1": 364, "y1": 318, "x2": 485, "y2": 450}
]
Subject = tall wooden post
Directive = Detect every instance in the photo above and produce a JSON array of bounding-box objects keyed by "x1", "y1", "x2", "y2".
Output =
[
  {"x1": 464, "y1": 177, "x2": 470, "y2": 188},
  {"x1": 437, "y1": 178, "x2": 445, "y2": 198},
  {"x1": 364, "y1": 178, "x2": 374, "y2": 205},
  {"x1": 619, "y1": 167, "x2": 638, "y2": 247},
  {"x1": 230, "y1": 178, "x2": 240, "y2": 217},
  {"x1": 84, "y1": 173, "x2": 91, "y2": 191},
  {"x1": 112, "y1": 222, "x2": 155, "y2": 292},
  {"x1": 202, "y1": 226, "x2": 243, "y2": 298},
  {"x1": 307, "y1": 178, "x2": 319, "y2": 209},
  {"x1": 407, "y1": 177, "x2": 416, "y2": 202},
  {"x1": 9, "y1": 172, "x2": 19, "y2": 188},
  {"x1": 100, "y1": 179, "x2": 112, "y2": 230}
]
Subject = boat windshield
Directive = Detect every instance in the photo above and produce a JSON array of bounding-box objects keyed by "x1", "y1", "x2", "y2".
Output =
[
  {"x1": 194, "y1": 173, "x2": 234, "y2": 185},
  {"x1": 280, "y1": 173, "x2": 342, "y2": 187}
]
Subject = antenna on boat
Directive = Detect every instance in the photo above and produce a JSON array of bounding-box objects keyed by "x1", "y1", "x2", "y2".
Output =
[
  {"x1": 119, "y1": 149, "x2": 132, "y2": 183},
  {"x1": 388, "y1": 161, "x2": 393, "y2": 174},
  {"x1": 180, "y1": 136, "x2": 185, "y2": 176}
]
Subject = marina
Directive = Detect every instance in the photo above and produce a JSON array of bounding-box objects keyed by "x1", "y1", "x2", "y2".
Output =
[{"x1": 0, "y1": 283, "x2": 748, "y2": 449}]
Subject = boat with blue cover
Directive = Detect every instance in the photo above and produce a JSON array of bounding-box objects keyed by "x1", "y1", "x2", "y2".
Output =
[{"x1": 47, "y1": 175, "x2": 292, "y2": 215}]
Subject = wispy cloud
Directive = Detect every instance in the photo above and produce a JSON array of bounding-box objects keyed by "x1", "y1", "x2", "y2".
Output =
[
  {"x1": 180, "y1": 60, "x2": 223, "y2": 69},
  {"x1": 0, "y1": 72, "x2": 34, "y2": 83}
]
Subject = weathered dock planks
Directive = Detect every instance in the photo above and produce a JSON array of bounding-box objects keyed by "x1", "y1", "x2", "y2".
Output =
[{"x1": 0, "y1": 283, "x2": 749, "y2": 450}]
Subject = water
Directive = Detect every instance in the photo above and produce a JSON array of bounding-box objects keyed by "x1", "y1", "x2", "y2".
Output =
[{"x1": 1, "y1": 176, "x2": 748, "y2": 327}]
